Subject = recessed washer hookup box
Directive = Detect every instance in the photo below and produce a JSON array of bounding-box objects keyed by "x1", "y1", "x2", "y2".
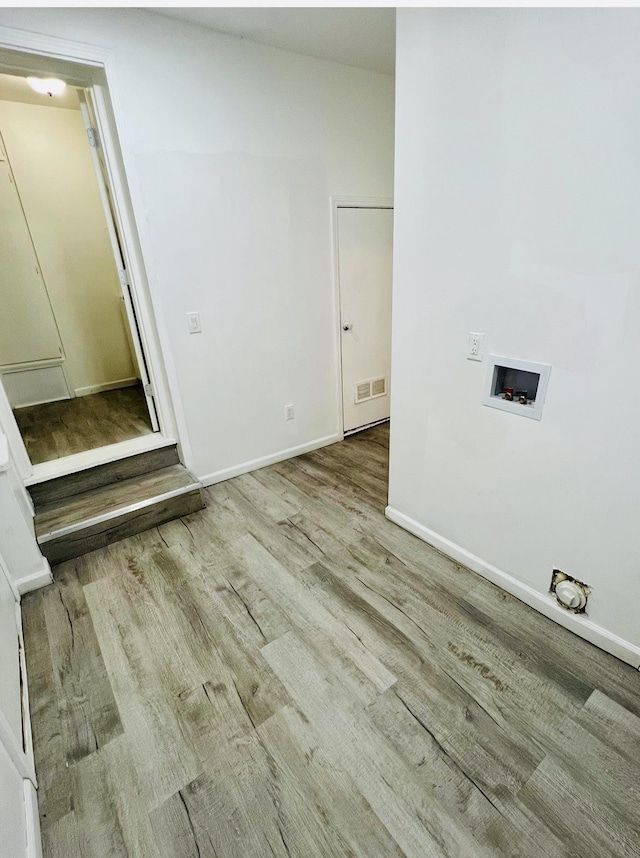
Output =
[{"x1": 483, "y1": 355, "x2": 551, "y2": 421}]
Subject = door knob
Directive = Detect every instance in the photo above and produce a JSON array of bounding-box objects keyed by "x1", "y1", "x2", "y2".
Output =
[{"x1": 342, "y1": 322, "x2": 353, "y2": 331}]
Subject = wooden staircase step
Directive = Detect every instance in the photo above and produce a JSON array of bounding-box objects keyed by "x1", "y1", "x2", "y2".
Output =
[
  {"x1": 27, "y1": 444, "x2": 180, "y2": 510},
  {"x1": 35, "y1": 464, "x2": 204, "y2": 565}
]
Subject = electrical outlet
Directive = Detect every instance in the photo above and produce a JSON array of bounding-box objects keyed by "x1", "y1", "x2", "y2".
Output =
[
  {"x1": 285, "y1": 404, "x2": 294, "y2": 421},
  {"x1": 467, "y1": 331, "x2": 485, "y2": 361}
]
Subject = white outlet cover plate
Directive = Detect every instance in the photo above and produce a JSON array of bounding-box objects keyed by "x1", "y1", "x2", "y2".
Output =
[{"x1": 467, "y1": 331, "x2": 485, "y2": 361}]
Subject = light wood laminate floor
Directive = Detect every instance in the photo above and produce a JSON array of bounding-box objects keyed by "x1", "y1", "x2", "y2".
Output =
[
  {"x1": 14, "y1": 385, "x2": 153, "y2": 465},
  {"x1": 23, "y1": 424, "x2": 640, "y2": 857}
]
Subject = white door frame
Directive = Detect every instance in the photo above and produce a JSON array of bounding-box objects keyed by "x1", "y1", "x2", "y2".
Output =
[
  {"x1": 330, "y1": 196, "x2": 393, "y2": 439},
  {"x1": 76, "y1": 88, "x2": 159, "y2": 431},
  {"x1": 0, "y1": 383, "x2": 31, "y2": 483},
  {"x1": 0, "y1": 26, "x2": 187, "y2": 474}
]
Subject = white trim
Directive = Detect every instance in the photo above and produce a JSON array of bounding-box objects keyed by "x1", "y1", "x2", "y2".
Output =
[
  {"x1": 385, "y1": 505, "x2": 640, "y2": 669},
  {"x1": 74, "y1": 377, "x2": 138, "y2": 397},
  {"x1": 0, "y1": 433, "x2": 7, "y2": 473},
  {"x1": 89, "y1": 81, "x2": 177, "y2": 442},
  {"x1": 199, "y1": 433, "x2": 341, "y2": 487},
  {"x1": 76, "y1": 87, "x2": 158, "y2": 431},
  {"x1": 332, "y1": 196, "x2": 395, "y2": 209},
  {"x1": 0, "y1": 27, "x2": 109, "y2": 70},
  {"x1": 9, "y1": 395, "x2": 70, "y2": 410},
  {"x1": 14, "y1": 559, "x2": 52, "y2": 595},
  {"x1": 4, "y1": 387, "x2": 72, "y2": 410},
  {"x1": 24, "y1": 781, "x2": 43, "y2": 858},
  {"x1": 0, "y1": 357, "x2": 65, "y2": 373},
  {"x1": 344, "y1": 417, "x2": 389, "y2": 438},
  {"x1": 0, "y1": 708, "x2": 36, "y2": 785},
  {"x1": 26, "y1": 433, "x2": 175, "y2": 485},
  {"x1": 330, "y1": 196, "x2": 393, "y2": 440},
  {"x1": 0, "y1": 545, "x2": 20, "y2": 606},
  {"x1": 0, "y1": 378, "x2": 32, "y2": 481},
  {"x1": 14, "y1": 601, "x2": 35, "y2": 777}
]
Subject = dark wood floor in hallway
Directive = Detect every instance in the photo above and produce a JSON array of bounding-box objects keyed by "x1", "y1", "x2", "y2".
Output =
[
  {"x1": 23, "y1": 424, "x2": 640, "y2": 857},
  {"x1": 14, "y1": 384, "x2": 153, "y2": 465}
]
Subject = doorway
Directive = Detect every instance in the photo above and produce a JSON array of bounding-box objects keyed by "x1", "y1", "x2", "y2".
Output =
[
  {"x1": 336, "y1": 203, "x2": 393, "y2": 435},
  {"x1": 0, "y1": 71, "x2": 160, "y2": 469}
]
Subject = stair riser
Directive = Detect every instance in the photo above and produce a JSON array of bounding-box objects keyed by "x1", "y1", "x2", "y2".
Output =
[
  {"x1": 29, "y1": 445, "x2": 180, "y2": 510},
  {"x1": 40, "y1": 488, "x2": 204, "y2": 566}
]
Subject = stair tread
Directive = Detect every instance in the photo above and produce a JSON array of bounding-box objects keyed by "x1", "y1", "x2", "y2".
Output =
[
  {"x1": 35, "y1": 464, "x2": 200, "y2": 539},
  {"x1": 28, "y1": 444, "x2": 180, "y2": 510}
]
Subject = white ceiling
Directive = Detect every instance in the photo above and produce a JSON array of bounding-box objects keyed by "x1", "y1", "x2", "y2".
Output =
[
  {"x1": 147, "y1": 7, "x2": 396, "y2": 76},
  {"x1": 0, "y1": 72, "x2": 79, "y2": 110}
]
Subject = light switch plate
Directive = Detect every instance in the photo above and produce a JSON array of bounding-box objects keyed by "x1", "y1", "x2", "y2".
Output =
[{"x1": 186, "y1": 312, "x2": 201, "y2": 334}]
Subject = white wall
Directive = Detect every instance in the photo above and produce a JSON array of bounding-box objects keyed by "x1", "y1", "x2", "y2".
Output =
[
  {"x1": 0, "y1": 99, "x2": 137, "y2": 397},
  {"x1": 0, "y1": 538, "x2": 43, "y2": 858},
  {"x1": 0, "y1": 8, "x2": 395, "y2": 478},
  {"x1": 0, "y1": 432, "x2": 51, "y2": 593},
  {"x1": 390, "y1": 8, "x2": 640, "y2": 658}
]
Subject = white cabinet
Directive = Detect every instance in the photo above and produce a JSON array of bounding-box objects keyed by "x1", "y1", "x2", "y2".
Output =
[{"x1": 0, "y1": 145, "x2": 62, "y2": 368}]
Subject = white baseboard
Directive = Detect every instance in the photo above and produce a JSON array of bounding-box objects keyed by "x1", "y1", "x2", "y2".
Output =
[
  {"x1": 15, "y1": 559, "x2": 53, "y2": 596},
  {"x1": 24, "y1": 780, "x2": 43, "y2": 858},
  {"x1": 200, "y1": 433, "x2": 341, "y2": 487},
  {"x1": 385, "y1": 506, "x2": 640, "y2": 669},
  {"x1": 74, "y1": 377, "x2": 138, "y2": 397}
]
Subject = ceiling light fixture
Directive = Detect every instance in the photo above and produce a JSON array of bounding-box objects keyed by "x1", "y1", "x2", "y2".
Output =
[{"x1": 26, "y1": 77, "x2": 66, "y2": 97}]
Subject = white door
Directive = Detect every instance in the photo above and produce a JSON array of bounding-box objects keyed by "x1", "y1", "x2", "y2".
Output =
[
  {"x1": 0, "y1": 137, "x2": 62, "y2": 367},
  {"x1": 338, "y1": 207, "x2": 393, "y2": 433},
  {"x1": 77, "y1": 90, "x2": 160, "y2": 432}
]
